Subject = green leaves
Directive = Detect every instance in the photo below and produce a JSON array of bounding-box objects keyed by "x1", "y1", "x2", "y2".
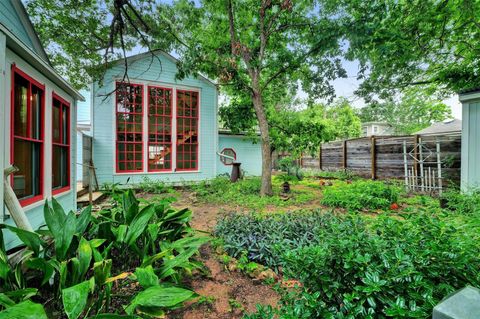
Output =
[
  {"x1": 125, "y1": 205, "x2": 155, "y2": 246},
  {"x1": 125, "y1": 286, "x2": 197, "y2": 316},
  {"x1": 2, "y1": 226, "x2": 43, "y2": 256},
  {"x1": 44, "y1": 199, "x2": 76, "y2": 260},
  {"x1": 0, "y1": 300, "x2": 47, "y2": 319},
  {"x1": 62, "y1": 279, "x2": 94, "y2": 319},
  {"x1": 134, "y1": 266, "x2": 159, "y2": 289}
]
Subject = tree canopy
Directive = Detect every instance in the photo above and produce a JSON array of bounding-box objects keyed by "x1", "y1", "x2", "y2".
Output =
[
  {"x1": 341, "y1": 0, "x2": 480, "y2": 100},
  {"x1": 357, "y1": 88, "x2": 452, "y2": 135}
]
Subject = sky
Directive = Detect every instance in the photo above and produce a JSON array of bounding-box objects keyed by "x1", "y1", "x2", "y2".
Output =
[{"x1": 329, "y1": 59, "x2": 463, "y2": 120}]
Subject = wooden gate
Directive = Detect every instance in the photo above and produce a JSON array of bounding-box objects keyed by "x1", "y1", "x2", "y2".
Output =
[{"x1": 403, "y1": 138, "x2": 443, "y2": 195}]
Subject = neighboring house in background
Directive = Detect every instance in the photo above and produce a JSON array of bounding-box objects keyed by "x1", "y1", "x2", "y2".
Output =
[
  {"x1": 459, "y1": 90, "x2": 480, "y2": 191},
  {"x1": 361, "y1": 122, "x2": 393, "y2": 136},
  {"x1": 90, "y1": 50, "x2": 261, "y2": 187},
  {"x1": 0, "y1": 0, "x2": 83, "y2": 248},
  {"x1": 414, "y1": 119, "x2": 462, "y2": 135},
  {"x1": 76, "y1": 90, "x2": 91, "y2": 182}
]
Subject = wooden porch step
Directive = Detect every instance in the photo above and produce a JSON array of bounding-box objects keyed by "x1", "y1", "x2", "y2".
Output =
[
  {"x1": 76, "y1": 182, "x2": 89, "y2": 197},
  {"x1": 77, "y1": 191, "x2": 106, "y2": 206}
]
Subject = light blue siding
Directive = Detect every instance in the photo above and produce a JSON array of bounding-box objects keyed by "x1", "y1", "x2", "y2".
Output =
[
  {"x1": 92, "y1": 52, "x2": 218, "y2": 186},
  {"x1": 461, "y1": 100, "x2": 480, "y2": 191},
  {"x1": 217, "y1": 135, "x2": 262, "y2": 176},
  {"x1": 0, "y1": 0, "x2": 34, "y2": 52},
  {"x1": 77, "y1": 89, "x2": 91, "y2": 124}
]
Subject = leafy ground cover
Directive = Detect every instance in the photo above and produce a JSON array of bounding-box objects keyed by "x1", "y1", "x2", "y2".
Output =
[
  {"x1": 212, "y1": 180, "x2": 480, "y2": 319},
  {"x1": 188, "y1": 176, "x2": 317, "y2": 210}
]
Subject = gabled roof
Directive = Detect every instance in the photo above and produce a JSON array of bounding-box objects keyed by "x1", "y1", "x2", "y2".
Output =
[
  {"x1": 109, "y1": 49, "x2": 218, "y2": 87},
  {"x1": 415, "y1": 119, "x2": 462, "y2": 135},
  {"x1": 0, "y1": 0, "x2": 83, "y2": 101},
  {"x1": 0, "y1": 0, "x2": 49, "y2": 63}
]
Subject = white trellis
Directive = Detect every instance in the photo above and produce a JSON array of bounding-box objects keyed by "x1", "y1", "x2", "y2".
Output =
[{"x1": 403, "y1": 138, "x2": 443, "y2": 195}]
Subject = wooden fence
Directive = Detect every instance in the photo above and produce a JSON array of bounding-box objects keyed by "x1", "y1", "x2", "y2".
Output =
[{"x1": 296, "y1": 132, "x2": 462, "y2": 183}]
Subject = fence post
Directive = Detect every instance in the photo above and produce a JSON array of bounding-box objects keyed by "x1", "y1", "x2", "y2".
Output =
[
  {"x1": 319, "y1": 144, "x2": 322, "y2": 170},
  {"x1": 413, "y1": 134, "x2": 419, "y2": 177},
  {"x1": 371, "y1": 135, "x2": 376, "y2": 180},
  {"x1": 342, "y1": 140, "x2": 347, "y2": 171}
]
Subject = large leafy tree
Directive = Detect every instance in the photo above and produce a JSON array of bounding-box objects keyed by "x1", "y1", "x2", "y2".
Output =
[
  {"x1": 164, "y1": 0, "x2": 346, "y2": 195},
  {"x1": 341, "y1": 0, "x2": 480, "y2": 100},
  {"x1": 357, "y1": 89, "x2": 452, "y2": 135}
]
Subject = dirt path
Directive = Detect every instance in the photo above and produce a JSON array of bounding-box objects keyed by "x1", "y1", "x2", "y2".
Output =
[{"x1": 164, "y1": 191, "x2": 280, "y2": 319}]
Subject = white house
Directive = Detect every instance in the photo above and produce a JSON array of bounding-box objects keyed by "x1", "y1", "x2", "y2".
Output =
[{"x1": 361, "y1": 122, "x2": 393, "y2": 137}]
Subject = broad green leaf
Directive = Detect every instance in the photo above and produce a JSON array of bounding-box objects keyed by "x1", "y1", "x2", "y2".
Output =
[
  {"x1": 78, "y1": 237, "x2": 92, "y2": 279},
  {"x1": 0, "y1": 300, "x2": 47, "y2": 319},
  {"x1": 93, "y1": 259, "x2": 112, "y2": 286},
  {"x1": 113, "y1": 225, "x2": 128, "y2": 243},
  {"x1": 3, "y1": 225, "x2": 43, "y2": 256},
  {"x1": 25, "y1": 258, "x2": 54, "y2": 286},
  {"x1": 0, "y1": 294, "x2": 14, "y2": 308},
  {"x1": 134, "y1": 266, "x2": 159, "y2": 289},
  {"x1": 4, "y1": 288, "x2": 38, "y2": 300},
  {"x1": 140, "y1": 249, "x2": 171, "y2": 268},
  {"x1": 125, "y1": 286, "x2": 196, "y2": 315},
  {"x1": 123, "y1": 190, "x2": 139, "y2": 224},
  {"x1": 89, "y1": 239, "x2": 106, "y2": 248},
  {"x1": 125, "y1": 205, "x2": 155, "y2": 246},
  {"x1": 88, "y1": 315, "x2": 137, "y2": 318},
  {"x1": 56, "y1": 211, "x2": 77, "y2": 260},
  {"x1": 44, "y1": 199, "x2": 65, "y2": 240},
  {"x1": 62, "y1": 279, "x2": 93, "y2": 319},
  {"x1": 76, "y1": 206, "x2": 92, "y2": 235},
  {"x1": 159, "y1": 247, "x2": 198, "y2": 279}
]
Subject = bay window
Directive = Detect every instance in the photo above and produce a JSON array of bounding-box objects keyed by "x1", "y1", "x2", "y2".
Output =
[
  {"x1": 116, "y1": 82, "x2": 144, "y2": 172},
  {"x1": 148, "y1": 86, "x2": 172, "y2": 171},
  {"x1": 11, "y1": 67, "x2": 44, "y2": 205},
  {"x1": 176, "y1": 90, "x2": 199, "y2": 171},
  {"x1": 52, "y1": 94, "x2": 70, "y2": 193}
]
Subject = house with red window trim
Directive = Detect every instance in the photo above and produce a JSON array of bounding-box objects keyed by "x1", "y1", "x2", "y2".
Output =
[
  {"x1": 91, "y1": 51, "x2": 261, "y2": 187},
  {"x1": 0, "y1": 0, "x2": 84, "y2": 248}
]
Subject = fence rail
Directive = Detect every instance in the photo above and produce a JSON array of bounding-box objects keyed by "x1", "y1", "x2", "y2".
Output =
[{"x1": 294, "y1": 132, "x2": 462, "y2": 184}]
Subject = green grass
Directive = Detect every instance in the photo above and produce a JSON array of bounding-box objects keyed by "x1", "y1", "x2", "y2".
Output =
[{"x1": 189, "y1": 176, "x2": 317, "y2": 210}]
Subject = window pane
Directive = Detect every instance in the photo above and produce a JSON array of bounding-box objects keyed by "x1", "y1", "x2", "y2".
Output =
[
  {"x1": 52, "y1": 100, "x2": 61, "y2": 143},
  {"x1": 62, "y1": 105, "x2": 68, "y2": 144},
  {"x1": 53, "y1": 145, "x2": 68, "y2": 189},
  {"x1": 13, "y1": 139, "x2": 41, "y2": 199},
  {"x1": 116, "y1": 83, "x2": 143, "y2": 172},
  {"x1": 148, "y1": 86, "x2": 172, "y2": 171},
  {"x1": 31, "y1": 86, "x2": 42, "y2": 140},
  {"x1": 176, "y1": 90, "x2": 198, "y2": 170},
  {"x1": 13, "y1": 74, "x2": 28, "y2": 137}
]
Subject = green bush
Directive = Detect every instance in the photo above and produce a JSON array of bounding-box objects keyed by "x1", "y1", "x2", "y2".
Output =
[
  {"x1": 215, "y1": 210, "x2": 331, "y2": 269},
  {"x1": 441, "y1": 189, "x2": 480, "y2": 215},
  {"x1": 0, "y1": 191, "x2": 207, "y2": 317},
  {"x1": 244, "y1": 211, "x2": 480, "y2": 318},
  {"x1": 303, "y1": 169, "x2": 358, "y2": 181},
  {"x1": 321, "y1": 180, "x2": 400, "y2": 210}
]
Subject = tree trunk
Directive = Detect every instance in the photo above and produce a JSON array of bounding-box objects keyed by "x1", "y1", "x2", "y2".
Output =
[{"x1": 251, "y1": 84, "x2": 273, "y2": 196}]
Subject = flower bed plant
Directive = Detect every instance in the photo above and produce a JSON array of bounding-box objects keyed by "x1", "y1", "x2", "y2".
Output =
[
  {"x1": 232, "y1": 210, "x2": 480, "y2": 318},
  {"x1": 321, "y1": 180, "x2": 401, "y2": 210},
  {"x1": 0, "y1": 190, "x2": 207, "y2": 318}
]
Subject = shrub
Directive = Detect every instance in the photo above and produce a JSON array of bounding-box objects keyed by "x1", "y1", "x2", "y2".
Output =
[
  {"x1": 441, "y1": 189, "x2": 480, "y2": 215},
  {"x1": 244, "y1": 211, "x2": 480, "y2": 318},
  {"x1": 321, "y1": 180, "x2": 400, "y2": 210},
  {"x1": 215, "y1": 210, "x2": 331, "y2": 269},
  {"x1": 0, "y1": 191, "x2": 207, "y2": 317},
  {"x1": 303, "y1": 169, "x2": 358, "y2": 181}
]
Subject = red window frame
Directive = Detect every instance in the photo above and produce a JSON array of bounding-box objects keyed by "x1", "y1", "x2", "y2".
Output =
[
  {"x1": 147, "y1": 86, "x2": 173, "y2": 172},
  {"x1": 52, "y1": 93, "x2": 71, "y2": 195},
  {"x1": 176, "y1": 90, "x2": 199, "y2": 172},
  {"x1": 10, "y1": 65, "x2": 45, "y2": 206},
  {"x1": 115, "y1": 82, "x2": 144, "y2": 173},
  {"x1": 220, "y1": 148, "x2": 236, "y2": 166}
]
